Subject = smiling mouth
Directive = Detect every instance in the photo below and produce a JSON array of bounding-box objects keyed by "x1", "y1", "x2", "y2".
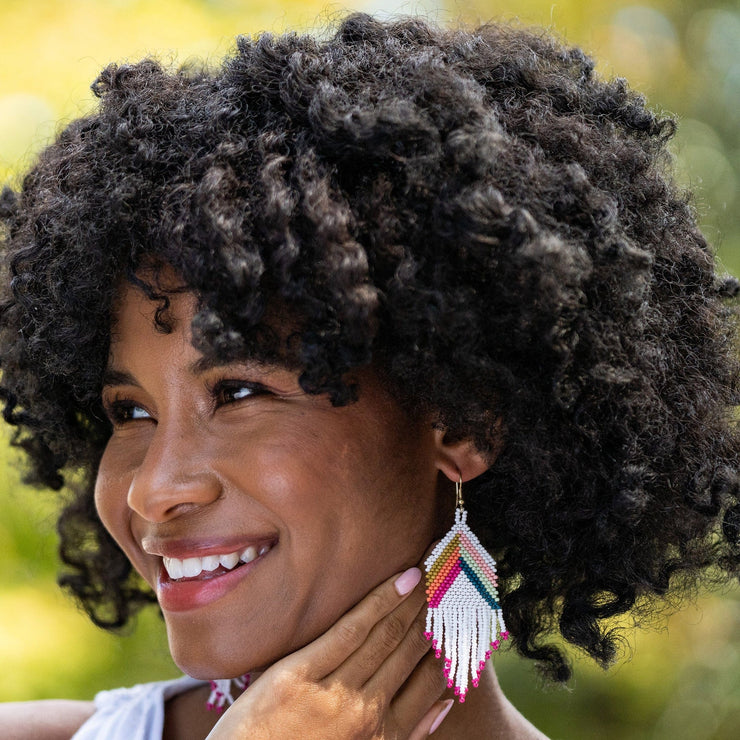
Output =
[{"x1": 163, "y1": 543, "x2": 274, "y2": 581}]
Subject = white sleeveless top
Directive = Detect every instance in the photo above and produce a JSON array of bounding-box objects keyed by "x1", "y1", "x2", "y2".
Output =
[{"x1": 71, "y1": 676, "x2": 206, "y2": 740}]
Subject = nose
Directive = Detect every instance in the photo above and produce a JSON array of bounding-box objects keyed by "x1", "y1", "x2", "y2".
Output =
[{"x1": 127, "y1": 421, "x2": 222, "y2": 522}]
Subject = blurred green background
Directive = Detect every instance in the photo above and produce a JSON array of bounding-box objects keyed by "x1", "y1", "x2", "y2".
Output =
[{"x1": 0, "y1": 1, "x2": 738, "y2": 738}]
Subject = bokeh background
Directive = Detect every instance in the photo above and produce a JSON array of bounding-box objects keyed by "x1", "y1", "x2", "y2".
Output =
[{"x1": 0, "y1": 1, "x2": 738, "y2": 738}]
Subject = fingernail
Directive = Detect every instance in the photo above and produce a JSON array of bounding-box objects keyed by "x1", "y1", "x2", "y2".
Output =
[
  {"x1": 394, "y1": 567, "x2": 422, "y2": 595},
  {"x1": 429, "y1": 699, "x2": 454, "y2": 735}
]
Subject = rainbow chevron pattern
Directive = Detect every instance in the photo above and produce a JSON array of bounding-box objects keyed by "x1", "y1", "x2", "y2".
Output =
[{"x1": 424, "y1": 508, "x2": 508, "y2": 702}]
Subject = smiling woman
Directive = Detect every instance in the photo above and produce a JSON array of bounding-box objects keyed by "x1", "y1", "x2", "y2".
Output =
[
  {"x1": 0, "y1": 11, "x2": 739, "y2": 740},
  {"x1": 98, "y1": 278, "x2": 449, "y2": 683}
]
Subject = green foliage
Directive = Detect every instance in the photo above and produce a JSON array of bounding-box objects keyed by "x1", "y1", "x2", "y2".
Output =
[
  {"x1": 0, "y1": 1, "x2": 738, "y2": 738},
  {"x1": 496, "y1": 593, "x2": 740, "y2": 739}
]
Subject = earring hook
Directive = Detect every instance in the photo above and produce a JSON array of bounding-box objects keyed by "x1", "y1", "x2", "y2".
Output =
[{"x1": 456, "y1": 472, "x2": 464, "y2": 511}]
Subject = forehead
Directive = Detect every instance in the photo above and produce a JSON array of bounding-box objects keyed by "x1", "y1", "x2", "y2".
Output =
[
  {"x1": 106, "y1": 279, "x2": 297, "y2": 379},
  {"x1": 107, "y1": 283, "x2": 200, "y2": 366},
  {"x1": 111, "y1": 278, "x2": 196, "y2": 330}
]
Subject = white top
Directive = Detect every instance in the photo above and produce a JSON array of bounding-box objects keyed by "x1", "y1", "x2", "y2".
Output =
[{"x1": 70, "y1": 676, "x2": 206, "y2": 740}]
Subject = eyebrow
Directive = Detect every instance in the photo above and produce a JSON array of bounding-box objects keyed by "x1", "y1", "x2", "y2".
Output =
[
  {"x1": 101, "y1": 357, "x2": 269, "y2": 389},
  {"x1": 101, "y1": 368, "x2": 138, "y2": 389},
  {"x1": 188, "y1": 355, "x2": 235, "y2": 374}
]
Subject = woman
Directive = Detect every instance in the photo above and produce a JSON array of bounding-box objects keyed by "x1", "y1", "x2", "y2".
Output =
[{"x1": 0, "y1": 12, "x2": 738, "y2": 739}]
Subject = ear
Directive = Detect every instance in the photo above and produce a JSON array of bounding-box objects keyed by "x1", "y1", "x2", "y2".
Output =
[{"x1": 431, "y1": 426, "x2": 498, "y2": 484}]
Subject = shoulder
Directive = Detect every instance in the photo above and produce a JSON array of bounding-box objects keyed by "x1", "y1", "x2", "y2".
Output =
[{"x1": 0, "y1": 700, "x2": 95, "y2": 740}]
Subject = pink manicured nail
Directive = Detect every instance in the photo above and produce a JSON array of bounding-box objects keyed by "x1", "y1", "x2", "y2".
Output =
[
  {"x1": 394, "y1": 567, "x2": 422, "y2": 595},
  {"x1": 429, "y1": 699, "x2": 454, "y2": 735}
]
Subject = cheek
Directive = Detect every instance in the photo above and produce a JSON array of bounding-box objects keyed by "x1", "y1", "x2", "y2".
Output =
[
  {"x1": 94, "y1": 450, "x2": 120, "y2": 531},
  {"x1": 287, "y1": 417, "x2": 438, "y2": 575},
  {"x1": 93, "y1": 440, "x2": 139, "y2": 557}
]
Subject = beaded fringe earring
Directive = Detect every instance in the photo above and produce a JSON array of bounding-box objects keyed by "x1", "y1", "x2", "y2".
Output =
[
  {"x1": 424, "y1": 475, "x2": 508, "y2": 703},
  {"x1": 206, "y1": 673, "x2": 251, "y2": 712}
]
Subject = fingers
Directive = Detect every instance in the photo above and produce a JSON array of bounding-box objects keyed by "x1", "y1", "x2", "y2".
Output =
[
  {"x1": 362, "y1": 595, "x2": 432, "y2": 696},
  {"x1": 389, "y1": 649, "x2": 449, "y2": 736},
  {"x1": 332, "y1": 578, "x2": 427, "y2": 690},
  {"x1": 313, "y1": 563, "x2": 448, "y2": 738},
  {"x1": 408, "y1": 698, "x2": 455, "y2": 740},
  {"x1": 249, "y1": 558, "x2": 449, "y2": 740},
  {"x1": 295, "y1": 567, "x2": 423, "y2": 680}
]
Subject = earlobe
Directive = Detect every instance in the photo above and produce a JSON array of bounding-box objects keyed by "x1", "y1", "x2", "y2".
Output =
[{"x1": 432, "y1": 428, "x2": 495, "y2": 484}]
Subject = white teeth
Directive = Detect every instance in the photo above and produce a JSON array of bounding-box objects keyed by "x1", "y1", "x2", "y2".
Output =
[
  {"x1": 182, "y1": 557, "x2": 202, "y2": 578},
  {"x1": 162, "y1": 543, "x2": 273, "y2": 580},
  {"x1": 164, "y1": 557, "x2": 183, "y2": 580},
  {"x1": 219, "y1": 552, "x2": 240, "y2": 569},
  {"x1": 201, "y1": 555, "x2": 220, "y2": 572}
]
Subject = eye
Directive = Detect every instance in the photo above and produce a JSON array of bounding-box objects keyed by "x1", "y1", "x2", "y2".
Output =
[
  {"x1": 105, "y1": 400, "x2": 152, "y2": 426},
  {"x1": 212, "y1": 380, "x2": 268, "y2": 407}
]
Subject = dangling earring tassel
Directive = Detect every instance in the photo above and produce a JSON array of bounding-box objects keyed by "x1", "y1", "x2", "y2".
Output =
[
  {"x1": 424, "y1": 476, "x2": 508, "y2": 703},
  {"x1": 206, "y1": 673, "x2": 251, "y2": 712}
]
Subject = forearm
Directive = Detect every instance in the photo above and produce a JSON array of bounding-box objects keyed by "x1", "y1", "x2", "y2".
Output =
[{"x1": 0, "y1": 700, "x2": 95, "y2": 740}]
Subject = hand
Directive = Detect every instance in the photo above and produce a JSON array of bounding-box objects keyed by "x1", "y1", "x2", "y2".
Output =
[{"x1": 205, "y1": 566, "x2": 452, "y2": 740}]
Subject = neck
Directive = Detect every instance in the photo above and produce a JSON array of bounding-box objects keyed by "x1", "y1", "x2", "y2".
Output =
[{"x1": 430, "y1": 664, "x2": 548, "y2": 740}]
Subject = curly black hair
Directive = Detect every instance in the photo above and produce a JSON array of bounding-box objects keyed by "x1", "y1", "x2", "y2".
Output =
[{"x1": 1, "y1": 13, "x2": 739, "y2": 682}]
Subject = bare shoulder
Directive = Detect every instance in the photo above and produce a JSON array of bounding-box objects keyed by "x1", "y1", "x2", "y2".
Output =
[{"x1": 0, "y1": 700, "x2": 95, "y2": 740}]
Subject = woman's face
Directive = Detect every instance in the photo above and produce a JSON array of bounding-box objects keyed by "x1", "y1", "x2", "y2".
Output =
[{"x1": 95, "y1": 283, "x2": 449, "y2": 678}]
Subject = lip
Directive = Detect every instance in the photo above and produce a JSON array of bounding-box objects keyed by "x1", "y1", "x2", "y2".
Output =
[
  {"x1": 142, "y1": 535, "x2": 276, "y2": 560},
  {"x1": 156, "y1": 543, "x2": 275, "y2": 612}
]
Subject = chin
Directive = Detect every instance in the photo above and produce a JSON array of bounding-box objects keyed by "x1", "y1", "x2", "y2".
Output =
[{"x1": 167, "y1": 628, "x2": 286, "y2": 679}]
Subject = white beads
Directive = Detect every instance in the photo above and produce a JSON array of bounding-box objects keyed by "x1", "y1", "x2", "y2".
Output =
[{"x1": 424, "y1": 508, "x2": 508, "y2": 702}]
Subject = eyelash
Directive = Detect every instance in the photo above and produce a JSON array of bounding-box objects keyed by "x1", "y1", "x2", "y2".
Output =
[
  {"x1": 104, "y1": 381, "x2": 268, "y2": 427},
  {"x1": 105, "y1": 400, "x2": 151, "y2": 426},
  {"x1": 210, "y1": 380, "x2": 268, "y2": 406}
]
